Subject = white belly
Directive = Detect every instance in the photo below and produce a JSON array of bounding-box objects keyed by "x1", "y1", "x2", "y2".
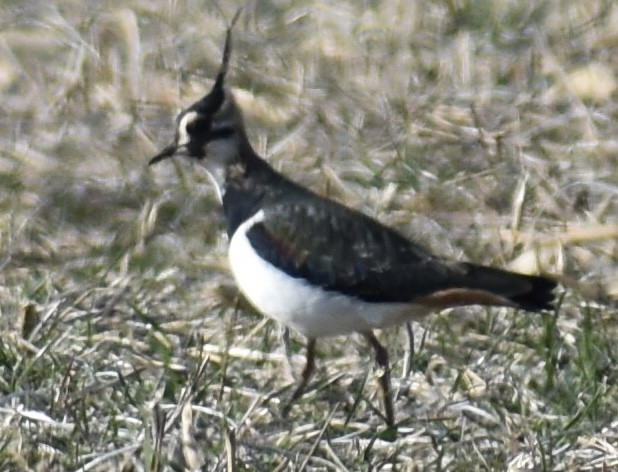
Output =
[{"x1": 228, "y1": 210, "x2": 428, "y2": 338}]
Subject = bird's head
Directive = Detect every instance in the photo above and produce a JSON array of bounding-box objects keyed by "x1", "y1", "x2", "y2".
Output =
[{"x1": 149, "y1": 11, "x2": 245, "y2": 192}]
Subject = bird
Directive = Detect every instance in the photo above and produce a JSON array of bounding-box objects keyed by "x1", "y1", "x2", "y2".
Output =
[{"x1": 148, "y1": 17, "x2": 557, "y2": 427}]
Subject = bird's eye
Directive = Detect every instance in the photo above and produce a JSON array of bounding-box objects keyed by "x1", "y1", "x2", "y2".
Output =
[
  {"x1": 187, "y1": 117, "x2": 209, "y2": 135},
  {"x1": 177, "y1": 111, "x2": 208, "y2": 146},
  {"x1": 186, "y1": 121, "x2": 197, "y2": 134}
]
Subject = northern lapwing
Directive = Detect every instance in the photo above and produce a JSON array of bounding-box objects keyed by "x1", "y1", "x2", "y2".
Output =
[{"x1": 148, "y1": 18, "x2": 557, "y2": 427}]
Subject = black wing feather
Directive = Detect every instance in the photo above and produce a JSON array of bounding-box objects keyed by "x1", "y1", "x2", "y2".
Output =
[{"x1": 245, "y1": 200, "x2": 454, "y2": 303}]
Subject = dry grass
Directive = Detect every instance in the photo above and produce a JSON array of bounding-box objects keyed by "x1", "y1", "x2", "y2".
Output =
[{"x1": 1, "y1": 0, "x2": 617, "y2": 470}]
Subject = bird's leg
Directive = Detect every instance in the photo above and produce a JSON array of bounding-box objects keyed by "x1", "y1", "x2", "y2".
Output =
[
  {"x1": 290, "y1": 338, "x2": 316, "y2": 402},
  {"x1": 281, "y1": 326, "x2": 297, "y2": 380},
  {"x1": 282, "y1": 338, "x2": 316, "y2": 416},
  {"x1": 363, "y1": 331, "x2": 395, "y2": 426},
  {"x1": 403, "y1": 322, "x2": 415, "y2": 377}
]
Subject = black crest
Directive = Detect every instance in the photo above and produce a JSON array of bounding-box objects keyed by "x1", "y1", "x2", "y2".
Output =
[{"x1": 193, "y1": 8, "x2": 242, "y2": 115}]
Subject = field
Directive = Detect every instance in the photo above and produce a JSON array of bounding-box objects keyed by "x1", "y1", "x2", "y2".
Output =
[{"x1": 1, "y1": 0, "x2": 617, "y2": 470}]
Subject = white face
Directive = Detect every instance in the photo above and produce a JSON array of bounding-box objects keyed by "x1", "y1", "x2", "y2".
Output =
[
  {"x1": 177, "y1": 110, "x2": 199, "y2": 147},
  {"x1": 196, "y1": 126, "x2": 241, "y2": 203},
  {"x1": 169, "y1": 91, "x2": 243, "y2": 202}
]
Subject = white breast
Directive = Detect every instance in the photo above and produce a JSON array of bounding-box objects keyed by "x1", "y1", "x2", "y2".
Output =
[{"x1": 228, "y1": 210, "x2": 428, "y2": 338}]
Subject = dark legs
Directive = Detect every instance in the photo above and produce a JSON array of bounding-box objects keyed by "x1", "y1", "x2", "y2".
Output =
[
  {"x1": 404, "y1": 322, "x2": 415, "y2": 376},
  {"x1": 282, "y1": 338, "x2": 316, "y2": 416},
  {"x1": 282, "y1": 327, "x2": 296, "y2": 379},
  {"x1": 282, "y1": 334, "x2": 394, "y2": 427},
  {"x1": 363, "y1": 331, "x2": 395, "y2": 427}
]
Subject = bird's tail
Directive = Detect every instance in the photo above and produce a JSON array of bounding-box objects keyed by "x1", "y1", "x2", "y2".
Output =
[
  {"x1": 416, "y1": 262, "x2": 557, "y2": 312},
  {"x1": 463, "y1": 263, "x2": 557, "y2": 311}
]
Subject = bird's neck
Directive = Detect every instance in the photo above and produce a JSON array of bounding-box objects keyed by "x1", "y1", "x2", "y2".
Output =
[{"x1": 218, "y1": 135, "x2": 291, "y2": 237}]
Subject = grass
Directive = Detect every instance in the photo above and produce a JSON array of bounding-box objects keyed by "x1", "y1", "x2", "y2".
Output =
[{"x1": 1, "y1": 0, "x2": 617, "y2": 470}]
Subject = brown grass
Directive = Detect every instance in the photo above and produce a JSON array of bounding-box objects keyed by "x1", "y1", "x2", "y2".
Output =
[{"x1": 1, "y1": 0, "x2": 617, "y2": 470}]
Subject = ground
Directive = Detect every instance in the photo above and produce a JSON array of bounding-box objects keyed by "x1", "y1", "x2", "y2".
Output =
[{"x1": 1, "y1": 1, "x2": 617, "y2": 470}]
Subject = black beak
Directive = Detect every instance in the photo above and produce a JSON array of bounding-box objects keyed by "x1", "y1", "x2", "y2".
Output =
[{"x1": 148, "y1": 143, "x2": 177, "y2": 166}]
